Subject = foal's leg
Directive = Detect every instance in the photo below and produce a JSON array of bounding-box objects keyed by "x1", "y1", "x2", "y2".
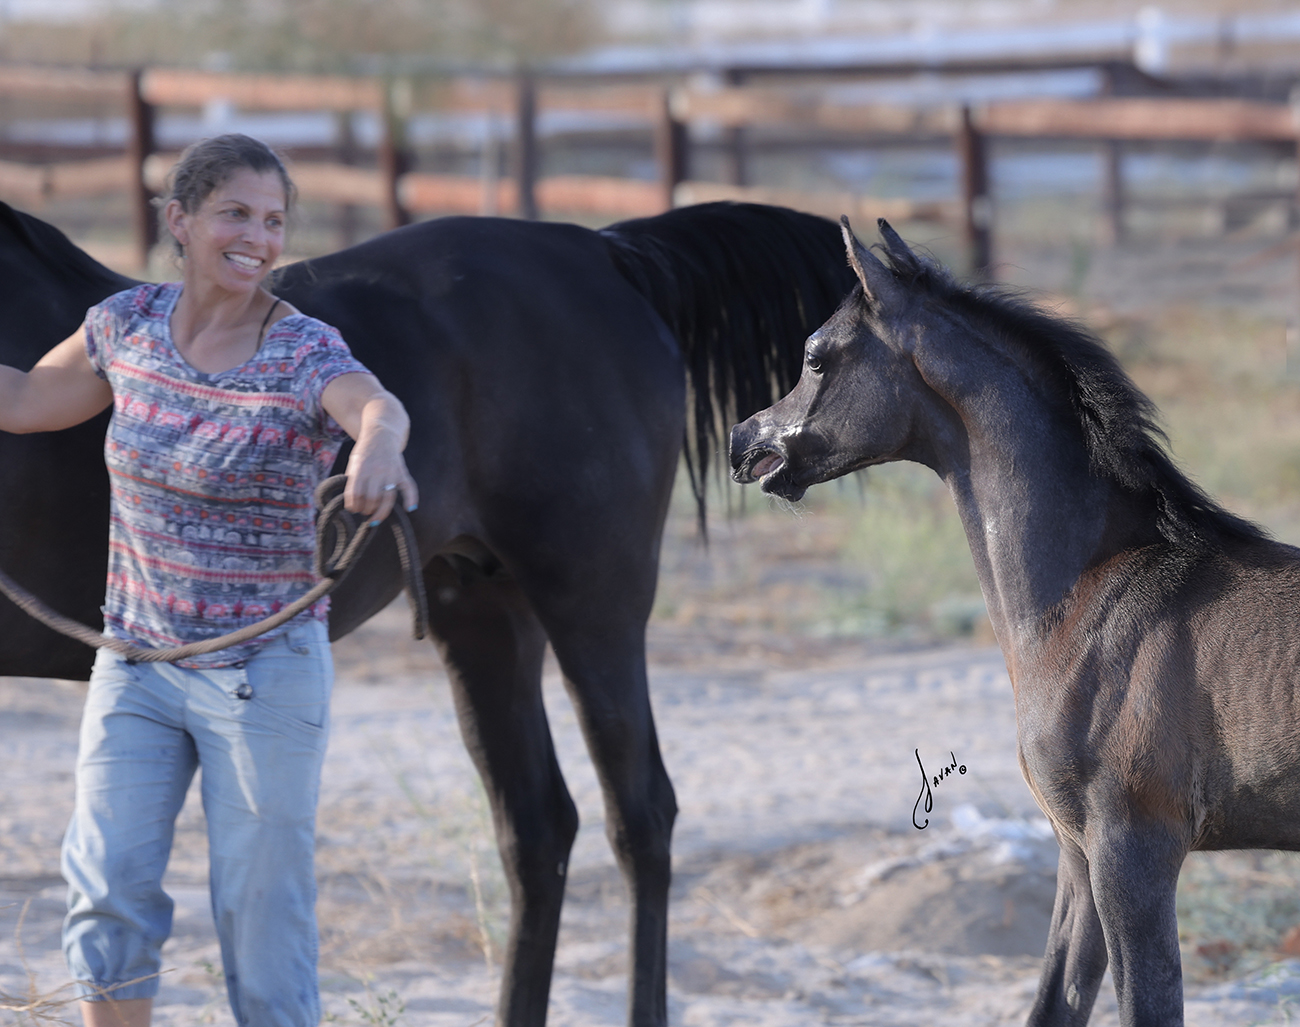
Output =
[
  {"x1": 424, "y1": 556, "x2": 579, "y2": 1027},
  {"x1": 544, "y1": 620, "x2": 676, "y2": 1027},
  {"x1": 1026, "y1": 836, "x2": 1108, "y2": 1027},
  {"x1": 1087, "y1": 822, "x2": 1186, "y2": 1027}
]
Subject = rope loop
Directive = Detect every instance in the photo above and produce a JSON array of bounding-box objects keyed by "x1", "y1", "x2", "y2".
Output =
[{"x1": 0, "y1": 473, "x2": 428, "y2": 664}]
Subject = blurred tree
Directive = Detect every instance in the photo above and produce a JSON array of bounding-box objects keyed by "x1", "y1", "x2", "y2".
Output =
[{"x1": 0, "y1": 0, "x2": 602, "y2": 71}]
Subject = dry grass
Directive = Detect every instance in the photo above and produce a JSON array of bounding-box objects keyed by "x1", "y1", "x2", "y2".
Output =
[
  {"x1": 0, "y1": 901, "x2": 78, "y2": 1027},
  {"x1": 0, "y1": 899, "x2": 167, "y2": 1027}
]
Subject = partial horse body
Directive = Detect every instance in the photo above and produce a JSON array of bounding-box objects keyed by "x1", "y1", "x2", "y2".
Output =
[
  {"x1": 0, "y1": 201, "x2": 853, "y2": 1026},
  {"x1": 731, "y1": 218, "x2": 1295, "y2": 1027}
]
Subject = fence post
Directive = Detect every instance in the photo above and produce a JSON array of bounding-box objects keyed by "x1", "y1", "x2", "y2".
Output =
[
  {"x1": 379, "y1": 78, "x2": 412, "y2": 230},
  {"x1": 956, "y1": 105, "x2": 992, "y2": 278},
  {"x1": 334, "y1": 110, "x2": 359, "y2": 249},
  {"x1": 1292, "y1": 85, "x2": 1300, "y2": 232},
  {"x1": 723, "y1": 68, "x2": 747, "y2": 187},
  {"x1": 1101, "y1": 141, "x2": 1125, "y2": 245},
  {"x1": 656, "y1": 89, "x2": 688, "y2": 211},
  {"x1": 1100, "y1": 66, "x2": 1125, "y2": 246},
  {"x1": 126, "y1": 69, "x2": 156, "y2": 271},
  {"x1": 514, "y1": 71, "x2": 539, "y2": 220},
  {"x1": 1291, "y1": 86, "x2": 1300, "y2": 372}
]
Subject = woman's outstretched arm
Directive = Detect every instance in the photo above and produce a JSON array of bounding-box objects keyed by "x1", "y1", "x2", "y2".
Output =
[
  {"x1": 321, "y1": 371, "x2": 418, "y2": 525},
  {"x1": 0, "y1": 325, "x2": 113, "y2": 433}
]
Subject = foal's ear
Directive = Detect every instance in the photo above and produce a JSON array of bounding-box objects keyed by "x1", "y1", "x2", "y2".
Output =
[
  {"x1": 840, "y1": 216, "x2": 897, "y2": 308},
  {"x1": 877, "y1": 218, "x2": 922, "y2": 276}
]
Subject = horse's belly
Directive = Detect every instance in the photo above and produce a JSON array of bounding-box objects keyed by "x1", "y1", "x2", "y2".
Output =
[{"x1": 1196, "y1": 774, "x2": 1300, "y2": 851}]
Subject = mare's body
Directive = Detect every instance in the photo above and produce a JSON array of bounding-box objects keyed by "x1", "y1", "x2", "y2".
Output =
[
  {"x1": 0, "y1": 201, "x2": 853, "y2": 1027},
  {"x1": 730, "y1": 219, "x2": 1299, "y2": 1027}
]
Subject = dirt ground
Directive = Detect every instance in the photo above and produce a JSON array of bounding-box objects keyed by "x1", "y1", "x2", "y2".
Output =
[{"x1": 5, "y1": 573, "x2": 1300, "y2": 1026}]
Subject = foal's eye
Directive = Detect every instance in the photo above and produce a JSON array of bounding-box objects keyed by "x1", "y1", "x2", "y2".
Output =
[{"x1": 806, "y1": 353, "x2": 824, "y2": 373}]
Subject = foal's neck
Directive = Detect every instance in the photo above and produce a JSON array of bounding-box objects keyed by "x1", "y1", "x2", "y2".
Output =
[{"x1": 933, "y1": 383, "x2": 1117, "y2": 652}]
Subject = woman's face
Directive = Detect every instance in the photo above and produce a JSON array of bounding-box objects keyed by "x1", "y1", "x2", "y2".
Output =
[{"x1": 166, "y1": 168, "x2": 288, "y2": 295}]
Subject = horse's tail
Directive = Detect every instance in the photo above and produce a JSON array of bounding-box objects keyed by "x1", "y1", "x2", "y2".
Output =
[
  {"x1": 600, "y1": 201, "x2": 853, "y2": 524},
  {"x1": 0, "y1": 200, "x2": 138, "y2": 294}
]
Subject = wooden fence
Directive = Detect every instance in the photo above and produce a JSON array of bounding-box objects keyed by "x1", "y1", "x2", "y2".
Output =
[{"x1": 1, "y1": 62, "x2": 1298, "y2": 272}]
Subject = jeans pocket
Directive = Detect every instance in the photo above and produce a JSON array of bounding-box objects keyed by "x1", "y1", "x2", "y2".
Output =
[
  {"x1": 238, "y1": 623, "x2": 333, "y2": 732},
  {"x1": 84, "y1": 647, "x2": 141, "y2": 715}
]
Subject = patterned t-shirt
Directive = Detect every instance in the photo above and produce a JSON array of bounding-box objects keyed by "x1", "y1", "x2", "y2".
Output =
[{"x1": 84, "y1": 282, "x2": 372, "y2": 668}]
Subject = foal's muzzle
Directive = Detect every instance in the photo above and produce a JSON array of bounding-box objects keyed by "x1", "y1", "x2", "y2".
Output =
[{"x1": 728, "y1": 421, "x2": 786, "y2": 486}]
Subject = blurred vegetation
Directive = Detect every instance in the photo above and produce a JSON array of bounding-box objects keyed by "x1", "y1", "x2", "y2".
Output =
[
  {"x1": 1178, "y1": 849, "x2": 1300, "y2": 983},
  {"x1": 0, "y1": 0, "x2": 603, "y2": 72}
]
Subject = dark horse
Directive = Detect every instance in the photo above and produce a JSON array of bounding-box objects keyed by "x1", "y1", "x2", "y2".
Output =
[
  {"x1": 0, "y1": 200, "x2": 853, "y2": 1025},
  {"x1": 731, "y1": 219, "x2": 1296, "y2": 1027}
]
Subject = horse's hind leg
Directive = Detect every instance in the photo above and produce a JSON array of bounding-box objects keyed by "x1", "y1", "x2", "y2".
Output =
[
  {"x1": 1027, "y1": 836, "x2": 1108, "y2": 1026},
  {"x1": 423, "y1": 555, "x2": 578, "y2": 1027},
  {"x1": 545, "y1": 621, "x2": 676, "y2": 1027}
]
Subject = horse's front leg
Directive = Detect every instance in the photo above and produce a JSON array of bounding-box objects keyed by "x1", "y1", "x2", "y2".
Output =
[
  {"x1": 424, "y1": 556, "x2": 579, "y2": 1027},
  {"x1": 1027, "y1": 835, "x2": 1108, "y2": 1027},
  {"x1": 1088, "y1": 820, "x2": 1186, "y2": 1027},
  {"x1": 547, "y1": 621, "x2": 676, "y2": 1027}
]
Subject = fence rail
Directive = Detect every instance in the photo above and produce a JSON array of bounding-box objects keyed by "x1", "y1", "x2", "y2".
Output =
[{"x1": 1, "y1": 62, "x2": 1297, "y2": 273}]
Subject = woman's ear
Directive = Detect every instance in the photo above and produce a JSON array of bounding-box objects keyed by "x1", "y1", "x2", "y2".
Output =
[{"x1": 164, "y1": 199, "x2": 189, "y2": 249}]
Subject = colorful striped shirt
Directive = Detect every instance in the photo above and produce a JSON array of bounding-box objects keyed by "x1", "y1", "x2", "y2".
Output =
[{"x1": 84, "y1": 282, "x2": 372, "y2": 668}]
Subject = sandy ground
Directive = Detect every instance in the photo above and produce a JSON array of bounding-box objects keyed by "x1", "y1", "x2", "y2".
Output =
[{"x1": 4, "y1": 595, "x2": 1300, "y2": 1027}]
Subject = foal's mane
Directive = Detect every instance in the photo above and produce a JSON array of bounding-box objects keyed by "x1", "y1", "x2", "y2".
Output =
[{"x1": 885, "y1": 250, "x2": 1264, "y2": 549}]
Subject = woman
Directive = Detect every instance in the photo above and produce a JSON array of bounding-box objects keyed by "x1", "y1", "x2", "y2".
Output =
[{"x1": 0, "y1": 134, "x2": 416, "y2": 1026}]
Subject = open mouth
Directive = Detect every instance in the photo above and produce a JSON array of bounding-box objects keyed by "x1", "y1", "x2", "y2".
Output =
[
  {"x1": 225, "y1": 253, "x2": 263, "y2": 271},
  {"x1": 734, "y1": 447, "x2": 786, "y2": 485},
  {"x1": 749, "y1": 451, "x2": 785, "y2": 479}
]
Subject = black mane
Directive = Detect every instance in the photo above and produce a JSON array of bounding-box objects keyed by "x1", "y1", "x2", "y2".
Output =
[
  {"x1": 603, "y1": 203, "x2": 853, "y2": 526},
  {"x1": 884, "y1": 250, "x2": 1265, "y2": 549}
]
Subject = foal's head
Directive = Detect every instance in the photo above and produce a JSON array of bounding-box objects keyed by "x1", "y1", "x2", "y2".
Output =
[{"x1": 728, "y1": 218, "x2": 950, "y2": 501}]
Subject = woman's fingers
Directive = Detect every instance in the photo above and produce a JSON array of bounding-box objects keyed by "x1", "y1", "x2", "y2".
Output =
[
  {"x1": 399, "y1": 471, "x2": 419, "y2": 514},
  {"x1": 342, "y1": 458, "x2": 417, "y2": 525}
]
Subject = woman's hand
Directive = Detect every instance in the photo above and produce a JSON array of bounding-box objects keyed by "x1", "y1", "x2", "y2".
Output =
[
  {"x1": 320, "y1": 372, "x2": 418, "y2": 525},
  {"x1": 0, "y1": 324, "x2": 113, "y2": 434}
]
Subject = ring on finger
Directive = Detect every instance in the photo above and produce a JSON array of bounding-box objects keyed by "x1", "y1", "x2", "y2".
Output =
[{"x1": 382, "y1": 483, "x2": 397, "y2": 492}]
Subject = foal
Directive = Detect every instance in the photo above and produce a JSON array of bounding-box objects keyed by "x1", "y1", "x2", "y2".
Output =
[{"x1": 730, "y1": 219, "x2": 1300, "y2": 1027}]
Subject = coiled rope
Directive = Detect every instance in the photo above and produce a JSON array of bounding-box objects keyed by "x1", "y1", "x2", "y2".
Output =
[{"x1": 0, "y1": 475, "x2": 428, "y2": 663}]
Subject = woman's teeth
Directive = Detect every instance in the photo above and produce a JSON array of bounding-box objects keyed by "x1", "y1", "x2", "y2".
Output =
[{"x1": 225, "y1": 253, "x2": 262, "y2": 270}]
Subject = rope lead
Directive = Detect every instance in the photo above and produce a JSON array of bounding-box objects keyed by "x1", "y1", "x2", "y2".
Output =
[{"x1": 0, "y1": 475, "x2": 428, "y2": 664}]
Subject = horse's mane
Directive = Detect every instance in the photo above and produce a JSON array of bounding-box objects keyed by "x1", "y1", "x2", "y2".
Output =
[
  {"x1": 601, "y1": 202, "x2": 853, "y2": 527},
  {"x1": 0, "y1": 201, "x2": 137, "y2": 294},
  {"x1": 885, "y1": 249, "x2": 1265, "y2": 549}
]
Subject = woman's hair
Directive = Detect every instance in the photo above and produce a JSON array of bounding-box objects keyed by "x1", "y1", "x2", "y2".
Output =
[{"x1": 162, "y1": 134, "x2": 297, "y2": 257}]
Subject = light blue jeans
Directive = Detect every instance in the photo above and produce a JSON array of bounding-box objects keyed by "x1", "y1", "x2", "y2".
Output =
[{"x1": 62, "y1": 620, "x2": 333, "y2": 1026}]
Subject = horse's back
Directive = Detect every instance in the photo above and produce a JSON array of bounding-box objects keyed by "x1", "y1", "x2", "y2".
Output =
[
  {"x1": 279, "y1": 216, "x2": 680, "y2": 398},
  {"x1": 276, "y1": 216, "x2": 686, "y2": 631},
  {"x1": 0, "y1": 202, "x2": 135, "y2": 362}
]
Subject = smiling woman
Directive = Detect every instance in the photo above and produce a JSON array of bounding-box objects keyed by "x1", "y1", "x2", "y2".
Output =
[{"x1": 0, "y1": 133, "x2": 416, "y2": 1027}]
